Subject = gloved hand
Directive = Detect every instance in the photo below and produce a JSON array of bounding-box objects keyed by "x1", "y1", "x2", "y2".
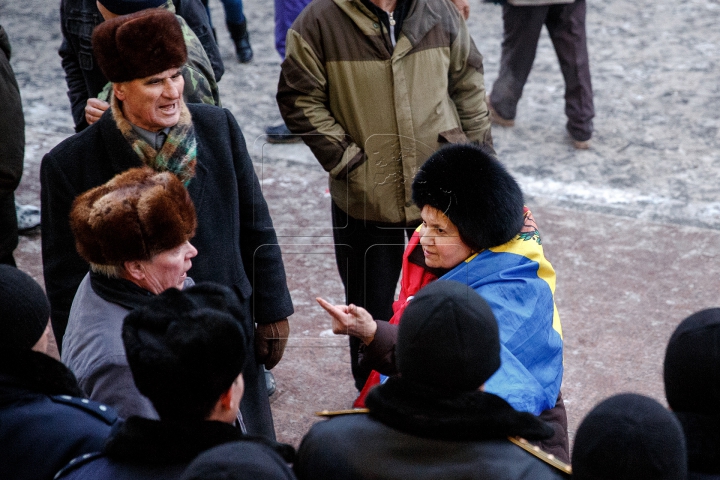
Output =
[{"x1": 254, "y1": 318, "x2": 289, "y2": 370}]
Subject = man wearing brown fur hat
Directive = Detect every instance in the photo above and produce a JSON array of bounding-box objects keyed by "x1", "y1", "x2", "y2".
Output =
[{"x1": 41, "y1": 8, "x2": 293, "y2": 440}]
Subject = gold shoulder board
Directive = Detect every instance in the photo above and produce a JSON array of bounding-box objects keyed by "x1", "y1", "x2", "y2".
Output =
[
  {"x1": 508, "y1": 436, "x2": 572, "y2": 476},
  {"x1": 315, "y1": 408, "x2": 370, "y2": 417}
]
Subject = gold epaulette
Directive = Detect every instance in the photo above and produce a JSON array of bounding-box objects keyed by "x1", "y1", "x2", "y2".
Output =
[
  {"x1": 508, "y1": 436, "x2": 572, "y2": 476},
  {"x1": 315, "y1": 408, "x2": 370, "y2": 417}
]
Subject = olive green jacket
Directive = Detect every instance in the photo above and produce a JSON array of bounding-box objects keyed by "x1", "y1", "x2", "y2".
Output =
[{"x1": 278, "y1": 0, "x2": 492, "y2": 225}]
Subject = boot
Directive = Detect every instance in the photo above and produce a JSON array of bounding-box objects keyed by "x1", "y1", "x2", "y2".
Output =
[{"x1": 227, "y1": 21, "x2": 253, "y2": 64}]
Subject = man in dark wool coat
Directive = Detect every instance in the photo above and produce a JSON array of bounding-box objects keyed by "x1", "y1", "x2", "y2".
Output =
[
  {"x1": 295, "y1": 281, "x2": 570, "y2": 480},
  {"x1": 40, "y1": 8, "x2": 293, "y2": 440}
]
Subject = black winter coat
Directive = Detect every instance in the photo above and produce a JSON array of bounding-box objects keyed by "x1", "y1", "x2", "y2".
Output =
[
  {"x1": 0, "y1": 351, "x2": 117, "y2": 480},
  {"x1": 0, "y1": 25, "x2": 23, "y2": 260},
  {"x1": 295, "y1": 377, "x2": 570, "y2": 480},
  {"x1": 41, "y1": 103, "x2": 293, "y2": 439},
  {"x1": 675, "y1": 411, "x2": 720, "y2": 480},
  {"x1": 59, "y1": 0, "x2": 224, "y2": 132},
  {"x1": 55, "y1": 417, "x2": 295, "y2": 480}
]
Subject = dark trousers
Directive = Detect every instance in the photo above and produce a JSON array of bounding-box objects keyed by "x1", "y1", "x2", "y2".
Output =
[
  {"x1": 490, "y1": 0, "x2": 594, "y2": 141},
  {"x1": 331, "y1": 202, "x2": 415, "y2": 390}
]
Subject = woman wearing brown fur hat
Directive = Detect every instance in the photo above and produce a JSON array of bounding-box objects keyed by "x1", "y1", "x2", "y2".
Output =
[
  {"x1": 317, "y1": 143, "x2": 568, "y2": 461},
  {"x1": 62, "y1": 167, "x2": 198, "y2": 420}
]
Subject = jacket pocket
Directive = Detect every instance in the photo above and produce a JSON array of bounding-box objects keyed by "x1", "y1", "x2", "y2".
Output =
[{"x1": 437, "y1": 127, "x2": 469, "y2": 144}]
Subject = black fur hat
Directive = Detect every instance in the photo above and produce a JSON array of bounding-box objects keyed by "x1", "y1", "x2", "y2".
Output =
[
  {"x1": 122, "y1": 283, "x2": 251, "y2": 420},
  {"x1": 412, "y1": 144, "x2": 524, "y2": 252},
  {"x1": 664, "y1": 308, "x2": 720, "y2": 414},
  {"x1": 396, "y1": 280, "x2": 500, "y2": 392},
  {"x1": 92, "y1": 8, "x2": 187, "y2": 83}
]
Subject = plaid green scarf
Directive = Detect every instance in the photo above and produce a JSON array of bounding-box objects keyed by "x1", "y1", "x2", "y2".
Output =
[{"x1": 112, "y1": 95, "x2": 197, "y2": 186}]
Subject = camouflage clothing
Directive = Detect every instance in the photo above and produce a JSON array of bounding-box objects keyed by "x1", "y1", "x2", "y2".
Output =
[{"x1": 98, "y1": 2, "x2": 220, "y2": 107}]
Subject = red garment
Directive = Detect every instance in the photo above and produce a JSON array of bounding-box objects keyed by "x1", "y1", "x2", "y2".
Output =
[{"x1": 353, "y1": 230, "x2": 436, "y2": 408}]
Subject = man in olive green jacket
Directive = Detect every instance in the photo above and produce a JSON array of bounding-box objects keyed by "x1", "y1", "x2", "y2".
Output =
[{"x1": 278, "y1": 0, "x2": 493, "y2": 388}]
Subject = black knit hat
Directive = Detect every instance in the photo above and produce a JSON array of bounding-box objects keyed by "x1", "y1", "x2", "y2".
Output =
[
  {"x1": 396, "y1": 280, "x2": 500, "y2": 392},
  {"x1": 664, "y1": 308, "x2": 720, "y2": 414},
  {"x1": 0, "y1": 265, "x2": 50, "y2": 352},
  {"x1": 92, "y1": 8, "x2": 187, "y2": 83},
  {"x1": 572, "y1": 393, "x2": 687, "y2": 480},
  {"x1": 122, "y1": 282, "x2": 251, "y2": 420},
  {"x1": 97, "y1": 0, "x2": 166, "y2": 15},
  {"x1": 412, "y1": 144, "x2": 524, "y2": 253}
]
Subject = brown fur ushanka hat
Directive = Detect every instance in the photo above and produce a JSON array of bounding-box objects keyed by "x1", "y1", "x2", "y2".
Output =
[
  {"x1": 92, "y1": 8, "x2": 187, "y2": 83},
  {"x1": 70, "y1": 167, "x2": 197, "y2": 267}
]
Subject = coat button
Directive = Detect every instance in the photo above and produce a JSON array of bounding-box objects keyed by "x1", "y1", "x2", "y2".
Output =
[{"x1": 373, "y1": 23, "x2": 379, "y2": 28}]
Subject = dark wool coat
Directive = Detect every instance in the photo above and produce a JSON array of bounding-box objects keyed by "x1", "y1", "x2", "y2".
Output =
[
  {"x1": 55, "y1": 417, "x2": 295, "y2": 480},
  {"x1": 0, "y1": 351, "x2": 118, "y2": 480},
  {"x1": 295, "y1": 377, "x2": 570, "y2": 480},
  {"x1": 41, "y1": 103, "x2": 293, "y2": 439},
  {"x1": 0, "y1": 25, "x2": 23, "y2": 261},
  {"x1": 675, "y1": 412, "x2": 720, "y2": 480}
]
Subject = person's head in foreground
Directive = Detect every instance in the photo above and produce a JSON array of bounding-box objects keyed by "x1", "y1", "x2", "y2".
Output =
[
  {"x1": 412, "y1": 143, "x2": 524, "y2": 269},
  {"x1": 92, "y1": 8, "x2": 187, "y2": 132},
  {"x1": 664, "y1": 307, "x2": 720, "y2": 476},
  {"x1": 0, "y1": 264, "x2": 51, "y2": 356},
  {"x1": 571, "y1": 393, "x2": 687, "y2": 480},
  {"x1": 122, "y1": 282, "x2": 251, "y2": 421},
  {"x1": 70, "y1": 166, "x2": 197, "y2": 294}
]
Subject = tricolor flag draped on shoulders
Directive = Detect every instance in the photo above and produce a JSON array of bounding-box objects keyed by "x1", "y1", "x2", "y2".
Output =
[{"x1": 355, "y1": 208, "x2": 563, "y2": 416}]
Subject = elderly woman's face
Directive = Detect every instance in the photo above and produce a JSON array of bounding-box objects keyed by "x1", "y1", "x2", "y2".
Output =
[
  {"x1": 135, "y1": 241, "x2": 197, "y2": 294},
  {"x1": 419, "y1": 205, "x2": 473, "y2": 270}
]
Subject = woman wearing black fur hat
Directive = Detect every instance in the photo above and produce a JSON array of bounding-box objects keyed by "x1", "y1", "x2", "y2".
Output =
[
  {"x1": 318, "y1": 143, "x2": 567, "y2": 460},
  {"x1": 62, "y1": 167, "x2": 198, "y2": 420}
]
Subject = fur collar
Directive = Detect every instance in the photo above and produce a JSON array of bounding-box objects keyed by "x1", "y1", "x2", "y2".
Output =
[
  {"x1": 0, "y1": 350, "x2": 84, "y2": 401},
  {"x1": 675, "y1": 411, "x2": 720, "y2": 474},
  {"x1": 366, "y1": 377, "x2": 554, "y2": 441},
  {"x1": 105, "y1": 417, "x2": 244, "y2": 464}
]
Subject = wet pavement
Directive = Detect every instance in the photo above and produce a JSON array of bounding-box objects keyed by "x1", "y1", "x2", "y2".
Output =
[{"x1": 3, "y1": 0, "x2": 720, "y2": 449}]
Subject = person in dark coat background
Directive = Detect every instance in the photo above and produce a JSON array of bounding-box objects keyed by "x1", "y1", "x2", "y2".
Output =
[
  {"x1": 59, "y1": 0, "x2": 223, "y2": 132},
  {"x1": 571, "y1": 393, "x2": 687, "y2": 480},
  {"x1": 41, "y1": 9, "x2": 292, "y2": 440},
  {"x1": 0, "y1": 25, "x2": 24, "y2": 266},
  {"x1": 0, "y1": 265, "x2": 118, "y2": 480},
  {"x1": 296, "y1": 281, "x2": 570, "y2": 480},
  {"x1": 664, "y1": 308, "x2": 720, "y2": 480},
  {"x1": 56, "y1": 283, "x2": 294, "y2": 480}
]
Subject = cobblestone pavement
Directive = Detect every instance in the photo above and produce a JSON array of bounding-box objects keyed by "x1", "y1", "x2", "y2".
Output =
[{"x1": 2, "y1": 0, "x2": 720, "y2": 450}]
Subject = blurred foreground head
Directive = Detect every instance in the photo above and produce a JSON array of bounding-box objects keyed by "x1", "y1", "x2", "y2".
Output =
[
  {"x1": 572, "y1": 393, "x2": 686, "y2": 480},
  {"x1": 122, "y1": 283, "x2": 251, "y2": 420}
]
